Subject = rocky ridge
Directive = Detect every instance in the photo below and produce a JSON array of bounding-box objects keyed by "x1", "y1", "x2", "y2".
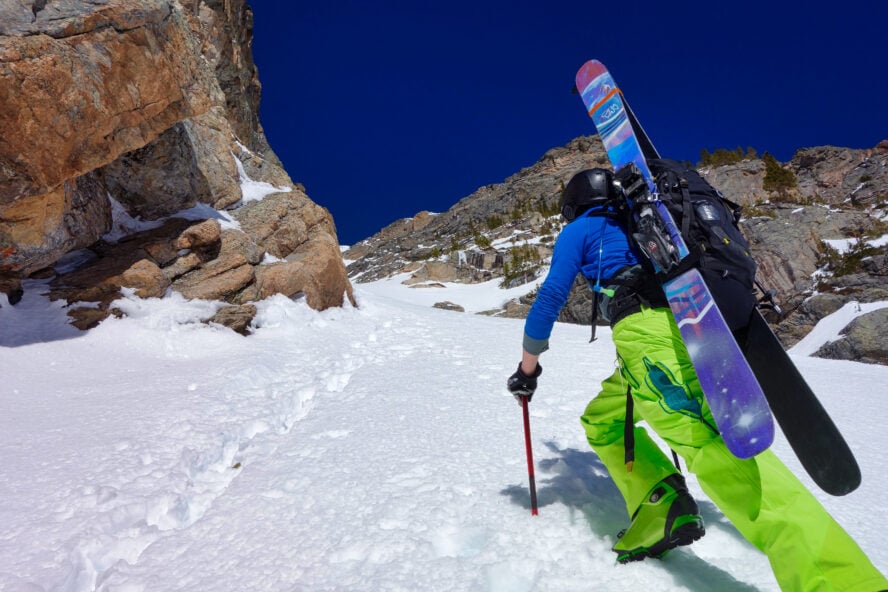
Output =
[
  {"x1": 345, "y1": 137, "x2": 888, "y2": 364},
  {"x1": 0, "y1": 0, "x2": 354, "y2": 333}
]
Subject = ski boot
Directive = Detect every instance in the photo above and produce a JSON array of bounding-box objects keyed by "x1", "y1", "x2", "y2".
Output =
[{"x1": 612, "y1": 473, "x2": 705, "y2": 563}]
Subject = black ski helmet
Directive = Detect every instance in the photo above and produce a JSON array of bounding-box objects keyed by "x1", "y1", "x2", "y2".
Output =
[{"x1": 560, "y1": 168, "x2": 619, "y2": 222}]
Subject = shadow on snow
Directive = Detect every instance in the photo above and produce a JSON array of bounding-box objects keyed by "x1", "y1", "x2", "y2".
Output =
[{"x1": 501, "y1": 441, "x2": 763, "y2": 592}]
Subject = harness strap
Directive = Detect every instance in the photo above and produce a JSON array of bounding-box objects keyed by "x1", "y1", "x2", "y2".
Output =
[
  {"x1": 589, "y1": 291, "x2": 600, "y2": 343},
  {"x1": 679, "y1": 177, "x2": 693, "y2": 240},
  {"x1": 624, "y1": 383, "x2": 634, "y2": 472},
  {"x1": 623, "y1": 384, "x2": 683, "y2": 474}
]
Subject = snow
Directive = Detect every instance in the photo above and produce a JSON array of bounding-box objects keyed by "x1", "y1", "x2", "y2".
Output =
[
  {"x1": 352, "y1": 271, "x2": 546, "y2": 314},
  {"x1": 171, "y1": 203, "x2": 241, "y2": 231},
  {"x1": 1, "y1": 274, "x2": 887, "y2": 591},
  {"x1": 103, "y1": 196, "x2": 166, "y2": 243},
  {"x1": 104, "y1": 195, "x2": 241, "y2": 239},
  {"x1": 822, "y1": 234, "x2": 888, "y2": 254},
  {"x1": 789, "y1": 300, "x2": 888, "y2": 356},
  {"x1": 232, "y1": 155, "x2": 291, "y2": 204}
]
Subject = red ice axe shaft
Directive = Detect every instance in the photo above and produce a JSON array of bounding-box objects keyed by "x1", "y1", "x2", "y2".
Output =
[{"x1": 521, "y1": 396, "x2": 539, "y2": 516}]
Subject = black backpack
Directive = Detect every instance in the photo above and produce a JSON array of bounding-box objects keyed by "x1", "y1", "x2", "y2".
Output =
[{"x1": 646, "y1": 158, "x2": 758, "y2": 330}]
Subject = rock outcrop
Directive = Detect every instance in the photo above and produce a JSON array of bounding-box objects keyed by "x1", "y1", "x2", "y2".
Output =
[
  {"x1": 815, "y1": 308, "x2": 888, "y2": 365},
  {"x1": 1, "y1": 0, "x2": 354, "y2": 333},
  {"x1": 0, "y1": 0, "x2": 214, "y2": 203}
]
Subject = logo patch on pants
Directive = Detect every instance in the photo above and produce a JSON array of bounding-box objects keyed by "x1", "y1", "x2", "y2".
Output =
[{"x1": 643, "y1": 357, "x2": 703, "y2": 419}]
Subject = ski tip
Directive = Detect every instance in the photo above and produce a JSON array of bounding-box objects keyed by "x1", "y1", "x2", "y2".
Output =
[
  {"x1": 577, "y1": 59, "x2": 604, "y2": 73},
  {"x1": 811, "y1": 462, "x2": 862, "y2": 496},
  {"x1": 575, "y1": 59, "x2": 606, "y2": 91}
]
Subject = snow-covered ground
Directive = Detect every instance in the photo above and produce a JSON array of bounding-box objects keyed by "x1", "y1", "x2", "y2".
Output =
[{"x1": 1, "y1": 275, "x2": 887, "y2": 592}]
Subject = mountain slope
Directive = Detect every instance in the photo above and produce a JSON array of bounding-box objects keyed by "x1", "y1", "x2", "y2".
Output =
[
  {"x1": 344, "y1": 137, "x2": 888, "y2": 359},
  {"x1": 1, "y1": 282, "x2": 886, "y2": 591}
]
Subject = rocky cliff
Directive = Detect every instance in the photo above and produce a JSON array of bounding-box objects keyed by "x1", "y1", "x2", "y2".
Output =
[
  {"x1": 344, "y1": 137, "x2": 888, "y2": 364},
  {"x1": 0, "y1": 0, "x2": 354, "y2": 333}
]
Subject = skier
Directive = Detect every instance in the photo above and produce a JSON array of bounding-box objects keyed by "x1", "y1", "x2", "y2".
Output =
[{"x1": 507, "y1": 168, "x2": 888, "y2": 590}]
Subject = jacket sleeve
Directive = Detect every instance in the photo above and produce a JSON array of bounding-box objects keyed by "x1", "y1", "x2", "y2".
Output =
[{"x1": 522, "y1": 221, "x2": 589, "y2": 354}]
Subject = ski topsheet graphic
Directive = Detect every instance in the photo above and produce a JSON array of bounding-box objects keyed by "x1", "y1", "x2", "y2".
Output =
[{"x1": 575, "y1": 59, "x2": 774, "y2": 460}]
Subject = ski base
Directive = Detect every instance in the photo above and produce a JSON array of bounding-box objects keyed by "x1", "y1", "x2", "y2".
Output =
[{"x1": 740, "y1": 310, "x2": 861, "y2": 495}]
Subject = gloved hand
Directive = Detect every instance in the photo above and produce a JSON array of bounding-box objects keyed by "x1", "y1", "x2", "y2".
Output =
[{"x1": 507, "y1": 363, "x2": 542, "y2": 402}]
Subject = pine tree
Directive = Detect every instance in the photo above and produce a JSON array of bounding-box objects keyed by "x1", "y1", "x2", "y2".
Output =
[{"x1": 762, "y1": 152, "x2": 797, "y2": 197}]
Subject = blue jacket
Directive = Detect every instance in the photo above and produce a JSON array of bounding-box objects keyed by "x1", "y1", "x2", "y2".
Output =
[{"x1": 523, "y1": 209, "x2": 640, "y2": 355}]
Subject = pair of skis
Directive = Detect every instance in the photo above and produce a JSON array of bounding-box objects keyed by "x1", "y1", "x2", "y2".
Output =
[{"x1": 575, "y1": 59, "x2": 859, "y2": 495}]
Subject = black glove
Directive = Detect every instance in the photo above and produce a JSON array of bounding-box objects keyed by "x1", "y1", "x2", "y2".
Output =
[{"x1": 507, "y1": 363, "x2": 542, "y2": 402}]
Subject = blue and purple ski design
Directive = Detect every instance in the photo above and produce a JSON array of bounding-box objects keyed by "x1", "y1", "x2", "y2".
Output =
[{"x1": 575, "y1": 59, "x2": 774, "y2": 459}]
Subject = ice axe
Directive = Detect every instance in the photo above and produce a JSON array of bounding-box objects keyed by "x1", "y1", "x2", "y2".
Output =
[{"x1": 520, "y1": 397, "x2": 539, "y2": 516}]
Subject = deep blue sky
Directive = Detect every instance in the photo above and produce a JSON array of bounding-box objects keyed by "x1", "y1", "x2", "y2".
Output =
[{"x1": 250, "y1": 1, "x2": 887, "y2": 244}]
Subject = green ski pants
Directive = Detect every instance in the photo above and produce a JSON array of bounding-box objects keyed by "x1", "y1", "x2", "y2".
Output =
[{"x1": 580, "y1": 306, "x2": 887, "y2": 592}]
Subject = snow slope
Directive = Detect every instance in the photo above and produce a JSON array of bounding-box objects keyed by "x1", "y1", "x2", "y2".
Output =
[{"x1": 1, "y1": 279, "x2": 886, "y2": 592}]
